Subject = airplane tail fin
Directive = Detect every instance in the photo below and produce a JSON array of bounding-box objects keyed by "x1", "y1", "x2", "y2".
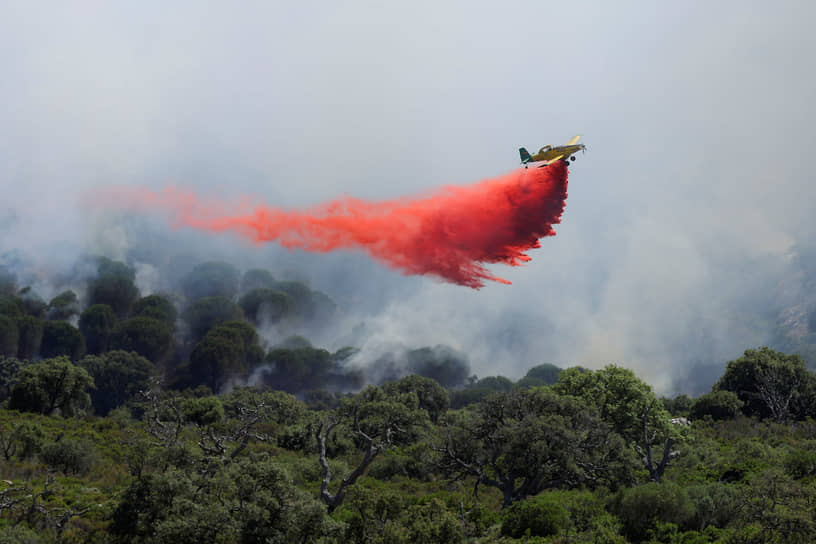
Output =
[{"x1": 519, "y1": 147, "x2": 532, "y2": 164}]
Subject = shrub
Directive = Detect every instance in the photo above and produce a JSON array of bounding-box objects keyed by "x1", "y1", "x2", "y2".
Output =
[
  {"x1": 39, "y1": 438, "x2": 98, "y2": 475},
  {"x1": 690, "y1": 390, "x2": 744, "y2": 421},
  {"x1": 610, "y1": 481, "x2": 695, "y2": 542},
  {"x1": 501, "y1": 492, "x2": 570, "y2": 539}
]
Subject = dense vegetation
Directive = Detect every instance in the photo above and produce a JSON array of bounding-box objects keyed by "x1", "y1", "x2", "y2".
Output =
[{"x1": 2, "y1": 257, "x2": 816, "y2": 543}]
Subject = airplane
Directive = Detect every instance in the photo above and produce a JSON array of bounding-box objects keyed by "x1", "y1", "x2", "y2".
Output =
[{"x1": 519, "y1": 135, "x2": 586, "y2": 168}]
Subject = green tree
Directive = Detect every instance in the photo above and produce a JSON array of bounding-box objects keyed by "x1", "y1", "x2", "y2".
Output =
[
  {"x1": 180, "y1": 261, "x2": 240, "y2": 301},
  {"x1": 188, "y1": 322, "x2": 263, "y2": 392},
  {"x1": 0, "y1": 293, "x2": 25, "y2": 318},
  {"x1": 40, "y1": 438, "x2": 98, "y2": 475},
  {"x1": 0, "y1": 314, "x2": 19, "y2": 357},
  {"x1": 79, "y1": 304, "x2": 118, "y2": 354},
  {"x1": 518, "y1": 362, "x2": 563, "y2": 388},
  {"x1": 132, "y1": 294, "x2": 177, "y2": 326},
  {"x1": 439, "y1": 388, "x2": 633, "y2": 507},
  {"x1": 8, "y1": 356, "x2": 94, "y2": 416},
  {"x1": 0, "y1": 356, "x2": 24, "y2": 401},
  {"x1": 240, "y1": 268, "x2": 277, "y2": 292},
  {"x1": 18, "y1": 287, "x2": 47, "y2": 318},
  {"x1": 264, "y1": 346, "x2": 334, "y2": 393},
  {"x1": 715, "y1": 347, "x2": 816, "y2": 422},
  {"x1": 40, "y1": 320, "x2": 86, "y2": 360},
  {"x1": 383, "y1": 374, "x2": 450, "y2": 423},
  {"x1": 110, "y1": 317, "x2": 173, "y2": 364},
  {"x1": 554, "y1": 365, "x2": 683, "y2": 482},
  {"x1": 381, "y1": 498, "x2": 464, "y2": 544},
  {"x1": 181, "y1": 296, "x2": 243, "y2": 340},
  {"x1": 238, "y1": 288, "x2": 293, "y2": 324},
  {"x1": 0, "y1": 421, "x2": 45, "y2": 460},
  {"x1": 661, "y1": 393, "x2": 694, "y2": 416},
  {"x1": 501, "y1": 492, "x2": 570, "y2": 539},
  {"x1": 87, "y1": 258, "x2": 140, "y2": 318},
  {"x1": 690, "y1": 390, "x2": 744, "y2": 421},
  {"x1": 46, "y1": 290, "x2": 80, "y2": 320},
  {"x1": 188, "y1": 331, "x2": 244, "y2": 393},
  {"x1": 78, "y1": 350, "x2": 156, "y2": 415},
  {"x1": 315, "y1": 385, "x2": 429, "y2": 512},
  {"x1": 473, "y1": 375, "x2": 514, "y2": 392},
  {"x1": 15, "y1": 315, "x2": 43, "y2": 360},
  {"x1": 404, "y1": 345, "x2": 470, "y2": 388},
  {"x1": 110, "y1": 457, "x2": 336, "y2": 544},
  {"x1": 0, "y1": 265, "x2": 15, "y2": 294},
  {"x1": 610, "y1": 482, "x2": 695, "y2": 543}
]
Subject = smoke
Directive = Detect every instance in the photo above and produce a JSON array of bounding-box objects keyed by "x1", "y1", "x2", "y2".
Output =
[{"x1": 94, "y1": 163, "x2": 569, "y2": 289}]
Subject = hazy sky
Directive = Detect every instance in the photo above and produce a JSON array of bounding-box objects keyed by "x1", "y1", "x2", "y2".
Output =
[{"x1": 2, "y1": 1, "x2": 814, "y2": 393}]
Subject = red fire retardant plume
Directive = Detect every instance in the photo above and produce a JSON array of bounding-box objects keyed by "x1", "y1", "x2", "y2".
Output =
[{"x1": 105, "y1": 162, "x2": 568, "y2": 288}]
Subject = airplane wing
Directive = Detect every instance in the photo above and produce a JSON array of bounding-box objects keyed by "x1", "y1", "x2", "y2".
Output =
[
  {"x1": 566, "y1": 135, "x2": 582, "y2": 146},
  {"x1": 538, "y1": 154, "x2": 563, "y2": 167}
]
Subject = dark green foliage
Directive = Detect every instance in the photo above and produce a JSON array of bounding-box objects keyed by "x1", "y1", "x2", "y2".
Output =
[
  {"x1": 263, "y1": 345, "x2": 333, "y2": 393},
  {"x1": 501, "y1": 492, "x2": 570, "y2": 538},
  {"x1": 784, "y1": 446, "x2": 816, "y2": 479},
  {"x1": 188, "y1": 322, "x2": 262, "y2": 392},
  {"x1": 304, "y1": 389, "x2": 344, "y2": 411},
  {"x1": 0, "y1": 525, "x2": 48, "y2": 544},
  {"x1": 182, "y1": 296, "x2": 243, "y2": 340},
  {"x1": 238, "y1": 287, "x2": 293, "y2": 324},
  {"x1": 15, "y1": 315, "x2": 43, "y2": 360},
  {"x1": 611, "y1": 482, "x2": 695, "y2": 543},
  {"x1": 180, "y1": 395, "x2": 224, "y2": 426},
  {"x1": 87, "y1": 258, "x2": 140, "y2": 318},
  {"x1": 18, "y1": 287, "x2": 47, "y2": 318},
  {"x1": 0, "y1": 266, "x2": 15, "y2": 294},
  {"x1": 275, "y1": 334, "x2": 312, "y2": 349},
  {"x1": 0, "y1": 314, "x2": 19, "y2": 356},
  {"x1": 9, "y1": 356, "x2": 93, "y2": 416},
  {"x1": 78, "y1": 350, "x2": 156, "y2": 415},
  {"x1": 333, "y1": 345, "x2": 359, "y2": 362},
  {"x1": 473, "y1": 375, "x2": 514, "y2": 392},
  {"x1": 221, "y1": 387, "x2": 306, "y2": 425},
  {"x1": 383, "y1": 374, "x2": 450, "y2": 422},
  {"x1": 715, "y1": 347, "x2": 816, "y2": 422},
  {"x1": 79, "y1": 304, "x2": 118, "y2": 354},
  {"x1": 662, "y1": 393, "x2": 694, "y2": 415},
  {"x1": 40, "y1": 320, "x2": 86, "y2": 360},
  {"x1": 404, "y1": 345, "x2": 470, "y2": 388},
  {"x1": 110, "y1": 316, "x2": 173, "y2": 364},
  {"x1": 218, "y1": 320, "x2": 264, "y2": 362},
  {"x1": 684, "y1": 482, "x2": 742, "y2": 531},
  {"x1": 46, "y1": 290, "x2": 80, "y2": 320},
  {"x1": 554, "y1": 364, "x2": 681, "y2": 482},
  {"x1": 40, "y1": 437, "x2": 97, "y2": 474},
  {"x1": 449, "y1": 387, "x2": 493, "y2": 409},
  {"x1": 240, "y1": 268, "x2": 277, "y2": 292},
  {"x1": 0, "y1": 421, "x2": 45, "y2": 460},
  {"x1": 0, "y1": 356, "x2": 24, "y2": 401},
  {"x1": 690, "y1": 390, "x2": 744, "y2": 420},
  {"x1": 110, "y1": 458, "x2": 336, "y2": 543},
  {"x1": 181, "y1": 261, "x2": 240, "y2": 301},
  {"x1": 380, "y1": 498, "x2": 464, "y2": 544},
  {"x1": 737, "y1": 469, "x2": 816, "y2": 543},
  {"x1": 521, "y1": 362, "x2": 563, "y2": 386},
  {"x1": 0, "y1": 293, "x2": 25, "y2": 318},
  {"x1": 440, "y1": 388, "x2": 634, "y2": 506},
  {"x1": 132, "y1": 294, "x2": 177, "y2": 326}
]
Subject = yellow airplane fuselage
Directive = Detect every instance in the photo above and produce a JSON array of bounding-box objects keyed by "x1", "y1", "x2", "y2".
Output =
[{"x1": 530, "y1": 143, "x2": 586, "y2": 162}]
